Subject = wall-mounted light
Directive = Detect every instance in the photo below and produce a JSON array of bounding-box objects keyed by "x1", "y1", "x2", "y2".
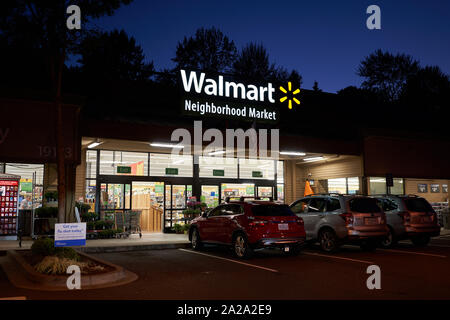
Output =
[
  {"x1": 280, "y1": 151, "x2": 306, "y2": 156},
  {"x1": 208, "y1": 150, "x2": 227, "y2": 156},
  {"x1": 150, "y1": 143, "x2": 184, "y2": 149},
  {"x1": 87, "y1": 140, "x2": 103, "y2": 149},
  {"x1": 303, "y1": 156, "x2": 325, "y2": 162}
]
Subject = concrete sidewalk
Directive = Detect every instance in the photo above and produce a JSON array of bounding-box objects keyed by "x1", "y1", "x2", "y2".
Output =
[{"x1": 0, "y1": 232, "x2": 190, "y2": 253}]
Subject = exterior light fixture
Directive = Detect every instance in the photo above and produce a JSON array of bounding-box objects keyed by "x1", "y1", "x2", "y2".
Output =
[
  {"x1": 280, "y1": 151, "x2": 306, "y2": 156},
  {"x1": 208, "y1": 150, "x2": 226, "y2": 156},
  {"x1": 303, "y1": 156, "x2": 325, "y2": 162},
  {"x1": 150, "y1": 143, "x2": 184, "y2": 149},
  {"x1": 87, "y1": 140, "x2": 103, "y2": 149}
]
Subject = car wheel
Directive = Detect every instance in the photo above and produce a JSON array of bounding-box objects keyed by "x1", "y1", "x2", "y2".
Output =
[
  {"x1": 360, "y1": 240, "x2": 378, "y2": 252},
  {"x1": 411, "y1": 235, "x2": 430, "y2": 247},
  {"x1": 233, "y1": 233, "x2": 253, "y2": 259},
  {"x1": 191, "y1": 228, "x2": 203, "y2": 250},
  {"x1": 380, "y1": 227, "x2": 397, "y2": 248},
  {"x1": 319, "y1": 229, "x2": 339, "y2": 253}
]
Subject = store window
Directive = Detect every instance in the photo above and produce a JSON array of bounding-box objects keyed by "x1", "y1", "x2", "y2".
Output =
[
  {"x1": 277, "y1": 161, "x2": 284, "y2": 183},
  {"x1": 99, "y1": 151, "x2": 148, "y2": 176},
  {"x1": 221, "y1": 183, "x2": 255, "y2": 201},
  {"x1": 239, "y1": 159, "x2": 275, "y2": 180},
  {"x1": 84, "y1": 180, "x2": 96, "y2": 212},
  {"x1": 391, "y1": 178, "x2": 404, "y2": 195},
  {"x1": 199, "y1": 156, "x2": 238, "y2": 178},
  {"x1": 347, "y1": 177, "x2": 360, "y2": 194},
  {"x1": 328, "y1": 178, "x2": 347, "y2": 194},
  {"x1": 86, "y1": 150, "x2": 97, "y2": 179},
  {"x1": 150, "y1": 154, "x2": 193, "y2": 177},
  {"x1": 369, "y1": 177, "x2": 386, "y2": 195},
  {"x1": 277, "y1": 184, "x2": 285, "y2": 203},
  {"x1": 5, "y1": 163, "x2": 44, "y2": 209}
]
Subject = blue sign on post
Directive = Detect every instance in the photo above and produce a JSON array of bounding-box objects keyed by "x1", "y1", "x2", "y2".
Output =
[{"x1": 54, "y1": 223, "x2": 87, "y2": 247}]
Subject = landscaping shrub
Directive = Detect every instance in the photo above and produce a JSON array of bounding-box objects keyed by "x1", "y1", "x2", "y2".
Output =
[
  {"x1": 31, "y1": 237, "x2": 54, "y2": 256},
  {"x1": 31, "y1": 237, "x2": 80, "y2": 261},
  {"x1": 34, "y1": 256, "x2": 85, "y2": 275},
  {"x1": 81, "y1": 212, "x2": 98, "y2": 222},
  {"x1": 35, "y1": 207, "x2": 58, "y2": 218}
]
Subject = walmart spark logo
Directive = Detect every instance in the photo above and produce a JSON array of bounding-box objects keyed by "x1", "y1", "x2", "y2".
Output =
[{"x1": 279, "y1": 82, "x2": 300, "y2": 109}]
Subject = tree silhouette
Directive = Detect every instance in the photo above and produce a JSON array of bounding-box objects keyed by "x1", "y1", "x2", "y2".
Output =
[
  {"x1": 312, "y1": 81, "x2": 321, "y2": 92},
  {"x1": 172, "y1": 27, "x2": 237, "y2": 74},
  {"x1": 233, "y1": 42, "x2": 302, "y2": 86},
  {"x1": 78, "y1": 29, "x2": 154, "y2": 81},
  {"x1": 401, "y1": 65, "x2": 450, "y2": 112},
  {"x1": 0, "y1": 0, "x2": 132, "y2": 223},
  {"x1": 357, "y1": 49, "x2": 419, "y2": 102}
]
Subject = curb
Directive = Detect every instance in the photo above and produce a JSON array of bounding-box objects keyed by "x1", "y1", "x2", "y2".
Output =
[
  {"x1": 77, "y1": 242, "x2": 191, "y2": 254},
  {"x1": 2, "y1": 250, "x2": 138, "y2": 291}
]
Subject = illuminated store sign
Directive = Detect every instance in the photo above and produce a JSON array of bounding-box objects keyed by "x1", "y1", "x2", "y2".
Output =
[{"x1": 180, "y1": 69, "x2": 279, "y2": 121}]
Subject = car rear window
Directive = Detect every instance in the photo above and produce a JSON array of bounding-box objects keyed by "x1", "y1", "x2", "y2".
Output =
[
  {"x1": 404, "y1": 198, "x2": 433, "y2": 212},
  {"x1": 251, "y1": 204, "x2": 295, "y2": 217},
  {"x1": 349, "y1": 198, "x2": 381, "y2": 213}
]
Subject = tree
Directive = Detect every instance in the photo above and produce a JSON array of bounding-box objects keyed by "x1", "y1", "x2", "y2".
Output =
[
  {"x1": 357, "y1": 49, "x2": 419, "y2": 102},
  {"x1": 172, "y1": 27, "x2": 237, "y2": 74},
  {"x1": 401, "y1": 65, "x2": 450, "y2": 112},
  {"x1": 312, "y1": 81, "x2": 321, "y2": 92},
  {"x1": 232, "y1": 42, "x2": 276, "y2": 84},
  {"x1": 0, "y1": 0, "x2": 132, "y2": 223},
  {"x1": 78, "y1": 29, "x2": 154, "y2": 81},
  {"x1": 232, "y1": 42, "x2": 302, "y2": 86}
]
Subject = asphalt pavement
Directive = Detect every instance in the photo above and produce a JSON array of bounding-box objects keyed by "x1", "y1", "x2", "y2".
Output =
[{"x1": 1, "y1": 235, "x2": 450, "y2": 300}]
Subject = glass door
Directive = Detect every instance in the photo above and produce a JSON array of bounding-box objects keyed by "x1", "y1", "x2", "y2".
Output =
[
  {"x1": 132, "y1": 182, "x2": 164, "y2": 232},
  {"x1": 220, "y1": 183, "x2": 255, "y2": 202},
  {"x1": 257, "y1": 186, "x2": 273, "y2": 200},
  {"x1": 100, "y1": 183, "x2": 131, "y2": 217},
  {"x1": 201, "y1": 185, "x2": 219, "y2": 208},
  {"x1": 164, "y1": 184, "x2": 192, "y2": 231}
]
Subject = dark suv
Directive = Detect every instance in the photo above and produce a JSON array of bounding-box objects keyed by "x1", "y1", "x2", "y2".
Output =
[
  {"x1": 290, "y1": 194, "x2": 389, "y2": 252},
  {"x1": 188, "y1": 197, "x2": 306, "y2": 259}
]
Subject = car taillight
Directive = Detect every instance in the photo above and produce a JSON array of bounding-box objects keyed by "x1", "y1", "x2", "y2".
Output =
[
  {"x1": 398, "y1": 211, "x2": 410, "y2": 224},
  {"x1": 339, "y1": 212, "x2": 353, "y2": 224},
  {"x1": 249, "y1": 220, "x2": 268, "y2": 227},
  {"x1": 296, "y1": 217, "x2": 304, "y2": 226}
]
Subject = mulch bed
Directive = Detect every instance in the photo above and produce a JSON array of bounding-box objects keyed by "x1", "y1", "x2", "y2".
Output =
[{"x1": 19, "y1": 250, "x2": 115, "y2": 275}]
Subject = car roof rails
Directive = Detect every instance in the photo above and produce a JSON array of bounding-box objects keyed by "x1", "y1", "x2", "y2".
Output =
[{"x1": 225, "y1": 196, "x2": 274, "y2": 203}]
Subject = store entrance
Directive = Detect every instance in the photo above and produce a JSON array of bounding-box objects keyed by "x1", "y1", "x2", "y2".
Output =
[
  {"x1": 164, "y1": 184, "x2": 192, "y2": 232},
  {"x1": 131, "y1": 182, "x2": 164, "y2": 232},
  {"x1": 256, "y1": 186, "x2": 273, "y2": 199}
]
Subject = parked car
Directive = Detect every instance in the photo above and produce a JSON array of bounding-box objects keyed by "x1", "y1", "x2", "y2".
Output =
[
  {"x1": 289, "y1": 194, "x2": 388, "y2": 252},
  {"x1": 375, "y1": 195, "x2": 440, "y2": 248},
  {"x1": 188, "y1": 197, "x2": 306, "y2": 259}
]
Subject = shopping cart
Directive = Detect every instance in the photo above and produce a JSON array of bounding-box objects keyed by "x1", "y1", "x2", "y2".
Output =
[{"x1": 114, "y1": 211, "x2": 142, "y2": 238}]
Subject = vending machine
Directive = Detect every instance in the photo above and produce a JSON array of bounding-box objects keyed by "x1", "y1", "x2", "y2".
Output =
[{"x1": 0, "y1": 173, "x2": 20, "y2": 240}]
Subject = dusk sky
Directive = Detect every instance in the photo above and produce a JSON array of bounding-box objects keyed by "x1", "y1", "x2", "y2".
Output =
[{"x1": 91, "y1": 0, "x2": 450, "y2": 93}]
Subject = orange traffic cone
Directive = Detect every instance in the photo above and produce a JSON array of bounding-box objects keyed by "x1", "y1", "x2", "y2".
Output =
[{"x1": 304, "y1": 180, "x2": 314, "y2": 197}]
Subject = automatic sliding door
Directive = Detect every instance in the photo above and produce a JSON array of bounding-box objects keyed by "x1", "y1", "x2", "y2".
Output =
[{"x1": 164, "y1": 184, "x2": 191, "y2": 231}]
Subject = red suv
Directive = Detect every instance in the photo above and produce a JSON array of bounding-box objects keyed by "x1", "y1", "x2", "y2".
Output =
[{"x1": 188, "y1": 197, "x2": 306, "y2": 259}]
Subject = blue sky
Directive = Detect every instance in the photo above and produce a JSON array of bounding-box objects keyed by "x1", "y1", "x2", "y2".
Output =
[{"x1": 90, "y1": 0, "x2": 450, "y2": 92}]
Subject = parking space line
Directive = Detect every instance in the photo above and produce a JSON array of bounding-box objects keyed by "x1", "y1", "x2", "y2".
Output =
[
  {"x1": 377, "y1": 248, "x2": 447, "y2": 258},
  {"x1": 303, "y1": 251, "x2": 374, "y2": 264},
  {"x1": 178, "y1": 249, "x2": 279, "y2": 273}
]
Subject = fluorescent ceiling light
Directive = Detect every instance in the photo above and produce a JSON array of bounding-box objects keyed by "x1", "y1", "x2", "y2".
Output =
[
  {"x1": 280, "y1": 151, "x2": 306, "y2": 156},
  {"x1": 208, "y1": 150, "x2": 226, "y2": 156},
  {"x1": 303, "y1": 156, "x2": 325, "y2": 162},
  {"x1": 150, "y1": 143, "x2": 184, "y2": 149},
  {"x1": 88, "y1": 141, "x2": 103, "y2": 149}
]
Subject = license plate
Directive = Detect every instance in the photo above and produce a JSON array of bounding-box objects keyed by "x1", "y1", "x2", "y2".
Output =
[
  {"x1": 365, "y1": 217, "x2": 379, "y2": 225},
  {"x1": 278, "y1": 223, "x2": 289, "y2": 230},
  {"x1": 421, "y1": 216, "x2": 431, "y2": 223}
]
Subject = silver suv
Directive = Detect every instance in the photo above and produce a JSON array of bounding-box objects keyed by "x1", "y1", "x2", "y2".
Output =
[
  {"x1": 375, "y1": 195, "x2": 440, "y2": 248},
  {"x1": 290, "y1": 194, "x2": 388, "y2": 252}
]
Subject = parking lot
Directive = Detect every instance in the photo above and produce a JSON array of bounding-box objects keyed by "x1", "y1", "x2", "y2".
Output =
[{"x1": 1, "y1": 233, "x2": 450, "y2": 300}]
